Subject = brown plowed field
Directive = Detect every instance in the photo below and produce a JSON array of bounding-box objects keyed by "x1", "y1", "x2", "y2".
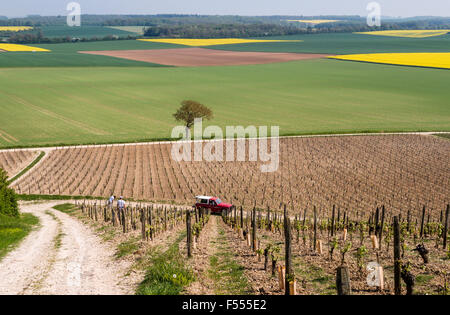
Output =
[
  {"x1": 0, "y1": 150, "x2": 39, "y2": 177},
  {"x1": 13, "y1": 135, "x2": 449, "y2": 218},
  {"x1": 79, "y1": 48, "x2": 329, "y2": 66}
]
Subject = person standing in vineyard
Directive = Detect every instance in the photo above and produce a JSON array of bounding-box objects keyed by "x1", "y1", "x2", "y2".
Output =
[
  {"x1": 108, "y1": 195, "x2": 116, "y2": 208},
  {"x1": 117, "y1": 196, "x2": 125, "y2": 210}
]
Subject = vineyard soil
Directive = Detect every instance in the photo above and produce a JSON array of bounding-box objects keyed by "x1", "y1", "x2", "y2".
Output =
[
  {"x1": 11, "y1": 134, "x2": 449, "y2": 219},
  {"x1": 0, "y1": 150, "x2": 39, "y2": 177},
  {"x1": 79, "y1": 48, "x2": 329, "y2": 66}
]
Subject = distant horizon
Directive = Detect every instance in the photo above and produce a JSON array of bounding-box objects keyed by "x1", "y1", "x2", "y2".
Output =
[
  {"x1": 1, "y1": 0, "x2": 449, "y2": 19},
  {"x1": 3, "y1": 13, "x2": 450, "y2": 19}
]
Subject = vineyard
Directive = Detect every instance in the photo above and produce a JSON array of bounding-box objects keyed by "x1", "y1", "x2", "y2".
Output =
[
  {"x1": 68, "y1": 198, "x2": 450, "y2": 295},
  {"x1": 12, "y1": 134, "x2": 450, "y2": 218},
  {"x1": 0, "y1": 150, "x2": 38, "y2": 178}
]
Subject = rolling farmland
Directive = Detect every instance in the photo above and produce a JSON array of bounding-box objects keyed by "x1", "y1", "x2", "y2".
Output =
[
  {"x1": 355, "y1": 30, "x2": 450, "y2": 38},
  {"x1": 0, "y1": 60, "x2": 449, "y2": 148},
  {"x1": 0, "y1": 44, "x2": 50, "y2": 52},
  {"x1": 138, "y1": 38, "x2": 303, "y2": 46},
  {"x1": 0, "y1": 15, "x2": 449, "y2": 296},
  {"x1": 330, "y1": 53, "x2": 450, "y2": 69},
  {"x1": 80, "y1": 48, "x2": 327, "y2": 66},
  {"x1": 0, "y1": 26, "x2": 33, "y2": 32},
  {"x1": 22, "y1": 25, "x2": 137, "y2": 39},
  {"x1": 0, "y1": 40, "x2": 179, "y2": 67},
  {"x1": 208, "y1": 32, "x2": 450, "y2": 54}
]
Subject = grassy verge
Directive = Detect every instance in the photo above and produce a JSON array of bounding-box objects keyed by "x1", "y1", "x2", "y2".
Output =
[
  {"x1": 293, "y1": 259, "x2": 336, "y2": 295},
  {"x1": 435, "y1": 133, "x2": 450, "y2": 140},
  {"x1": 52, "y1": 203, "x2": 78, "y2": 214},
  {"x1": 116, "y1": 237, "x2": 140, "y2": 259},
  {"x1": 1, "y1": 131, "x2": 449, "y2": 151},
  {"x1": 136, "y1": 232, "x2": 194, "y2": 295},
  {"x1": 44, "y1": 210, "x2": 64, "y2": 249},
  {"x1": 208, "y1": 227, "x2": 252, "y2": 294},
  {"x1": 0, "y1": 213, "x2": 39, "y2": 260},
  {"x1": 8, "y1": 151, "x2": 45, "y2": 184}
]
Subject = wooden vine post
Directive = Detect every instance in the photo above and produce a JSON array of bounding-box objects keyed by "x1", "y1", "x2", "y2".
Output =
[
  {"x1": 284, "y1": 205, "x2": 294, "y2": 295},
  {"x1": 374, "y1": 207, "x2": 380, "y2": 236},
  {"x1": 122, "y1": 208, "x2": 127, "y2": 234},
  {"x1": 252, "y1": 207, "x2": 257, "y2": 251},
  {"x1": 149, "y1": 206, "x2": 153, "y2": 240},
  {"x1": 313, "y1": 206, "x2": 317, "y2": 251},
  {"x1": 406, "y1": 208, "x2": 411, "y2": 233},
  {"x1": 394, "y1": 216, "x2": 401, "y2": 295},
  {"x1": 187, "y1": 210, "x2": 192, "y2": 258},
  {"x1": 240, "y1": 206, "x2": 244, "y2": 230},
  {"x1": 379, "y1": 205, "x2": 385, "y2": 250},
  {"x1": 443, "y1": 204, "x2": 449, "y2": 249},
  {"x1": 420, "y1": 206, "x2": 426, "y2": 238},
  {"x1": 336, "y1": 266, "x2": 351, "y2": 295},
  {"x1": 331, "y1": 205, "x2": 335, "y2": 237},
  {"x1": 302, "y1": 208, "x2": 307, "y2": 243},
  {"x1": 141, "y1": 209, "x2": 146, "y2": 240},
  {"x1": 164, "y1": 207, "x2": 168, "y2": 231}
]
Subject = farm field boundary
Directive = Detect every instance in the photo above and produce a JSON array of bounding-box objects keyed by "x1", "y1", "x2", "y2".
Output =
[{"x1": 0, "y1": 131, "x2": 446, "y2": 154}]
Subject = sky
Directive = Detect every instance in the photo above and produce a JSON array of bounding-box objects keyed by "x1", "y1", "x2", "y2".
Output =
[{"x1": 1, "y1": 0, "x2": 450, "y2": 18}]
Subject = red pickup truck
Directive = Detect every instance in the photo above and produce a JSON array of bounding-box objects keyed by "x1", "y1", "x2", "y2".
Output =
[{"x1": 195, "y1": 196, "x2": 233, "y2": 214}]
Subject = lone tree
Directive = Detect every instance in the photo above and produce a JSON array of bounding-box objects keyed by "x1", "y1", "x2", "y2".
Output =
[
  {"x1": 0, "y1": 168, "x2": 19, "y2": 217},
  {"x1": 173, "y1": 100, "x2": 213, "y2": 139}
]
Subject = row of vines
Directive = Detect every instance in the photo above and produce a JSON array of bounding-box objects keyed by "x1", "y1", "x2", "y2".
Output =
[
  {"x1": 217, "y1": 203, "x2": 449, "y2": 295},
  {"x1": 12, "y1": 135, "x2": 450, "y2": 218}
]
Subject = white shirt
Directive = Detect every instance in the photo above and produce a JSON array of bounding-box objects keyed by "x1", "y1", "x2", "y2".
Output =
[{"x1": 117, "y1": 199, "x2": 125, "y2": 209}]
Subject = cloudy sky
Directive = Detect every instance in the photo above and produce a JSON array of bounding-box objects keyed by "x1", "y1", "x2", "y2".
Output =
[{"x1": 2, "y1": 0, "x2": 449, "y2": 18}]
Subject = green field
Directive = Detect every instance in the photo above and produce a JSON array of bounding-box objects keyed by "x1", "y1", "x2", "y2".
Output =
[
  {"x1": 209, "y1": 32, "x2": 450, "y2": 54},
  {"x1": 0, "y1": 59, "x2": 449, "y2": 148},
  {"x1": 0, "y1": 41, "x2": 180, "y2": 67},
  {"x1": 2, "y1": 31, "x2": 450, "y2": 67},
  {"x1": 0, "y1": 213, "x2": 39, "y2": 260},
  {"x1": 37, "y1": 26, "x2": 137, "y2": 38}
]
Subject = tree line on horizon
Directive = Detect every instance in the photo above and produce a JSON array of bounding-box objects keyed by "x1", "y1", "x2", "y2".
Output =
[{"x1": 1, "y1": 14, "x2": 449, "y2": 44}]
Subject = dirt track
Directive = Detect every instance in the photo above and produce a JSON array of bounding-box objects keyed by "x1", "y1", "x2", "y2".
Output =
[
  {"x1": 0, "y1": 202, "x2": 134, "y2": 295},
  {"x1": 79, "y1": 48, "x2": 329, "y2": 66}
]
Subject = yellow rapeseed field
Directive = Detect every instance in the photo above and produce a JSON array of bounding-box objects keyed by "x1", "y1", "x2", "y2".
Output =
[
  {"x1": 138, "y1": 38, "x2": 302, "y2": 46},
  {"x1": 287, "y1": 20, "x2": 339, "y2": 24},
  {"x1": 0, "y1": 44, "x2": 50, "y2": 52},
  {"x1": 329, "y1": 53, "x2": 450, "y2": 69},
  {"x1": 356, "y1": 30, "x2": 450, "y2": 38},
  {"x1": 0, "y1": 26, "x2": 33, "y2": 32}
]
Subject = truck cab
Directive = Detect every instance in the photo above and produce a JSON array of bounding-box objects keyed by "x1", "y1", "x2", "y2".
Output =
[{"x1": 195, "y1": 196, "x2": 233, "y2": 214}]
